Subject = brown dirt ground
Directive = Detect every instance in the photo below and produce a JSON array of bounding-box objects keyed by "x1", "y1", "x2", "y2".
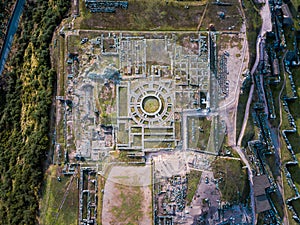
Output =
[{"x1": 102, "y1": 166, "x2": 152, "y2": 225}]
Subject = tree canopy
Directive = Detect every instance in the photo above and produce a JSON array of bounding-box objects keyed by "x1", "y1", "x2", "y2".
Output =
[{"x1": 0, "y1": 0, "x2": 70, "y2": 224}]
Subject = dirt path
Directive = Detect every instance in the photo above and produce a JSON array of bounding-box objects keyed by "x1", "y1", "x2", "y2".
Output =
[
  {"x1": 234, "y1": 2, "x2": 273, "y2": 224},
  {"x1": 197, "y1": 1, "x2": 209, "y2": 31},
  {"x1": 237, "y1": 0, "x2": 272, "y2": 147}
]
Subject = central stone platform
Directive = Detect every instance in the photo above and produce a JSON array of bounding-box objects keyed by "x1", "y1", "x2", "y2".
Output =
[
  {"x1": 141, "y1": 95, "x2": 161, "y2": 115},
  {"x1": 128, "y1": 80, "x2": 174, "y2": 126}
]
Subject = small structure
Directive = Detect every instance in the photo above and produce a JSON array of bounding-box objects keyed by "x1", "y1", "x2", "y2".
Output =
[
  {"x1": 282, "y1": 4, "x2": 293, "y2": 26},
  {"x1": 272, "y1": 58, "x2": 279, "y2": 76},
  {"x1": 85, "y1": 0, "x2": 128, "y2": 13},
  {"x1": 253, "y1": 175, "x2": 271, "y2": 213},
  {"x1": 218, "y1": 11, "x2": 225, "y2": 19}
]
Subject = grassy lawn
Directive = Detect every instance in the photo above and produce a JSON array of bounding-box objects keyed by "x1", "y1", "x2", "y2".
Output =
[
  {"x1": 67, "y1": 35, "x2": 81, "y2": 53},
  {"x1": 283, "y1": 26, "x2": 295, "y2": 50},
  {"x1": 243, "y1": 0, "x2": 262, "y2": 67},
  {"x1": 186, "y1": 170, "x2": 202, "y2": 205},
  {"x1": 142, "y1": 96, "x2": 160, "y2": 113},
  {"x1": 287, "y1": 207, "x2": 300, "y2": 225},
  {"x1": 78, "y1": 0, "x2": 206, "y2": 31},
  {"x1": 287, "y1": 0, "x2": 300, "y2": 30},
  {"x1": 117, "y1": 123, "x2": 129, "y2": 144},
  {"x1": 280, "y1": 63, "x2": 300, "y2": 221},
  {"x1": 97, "y1": 176, "x2": 105, "y2": 224},
  {"x1": 285, "y1": 132, "x2": 300, "y2": 156},
  {"x1": 236, "y1": 76, "x2": 252, "y2": 139},
  {"x1": 288, "y1": 67, "x2": 300, "y2": 137},
  {"x1": 110, "y1": 185, "x2": 144, "y2": 224},
  {"x1": 282, "y1": 171, "x2": 300, "y2": 225},
  {"x1": 291, "y1": 198, "x2": 300, "y2": 219},
  {"x1": 285, "y1": 71, "x2": 296, "y2": 98},
  {"x1": 269, "y1": 191, "x2": 284, "y2": 219},
  {"x1": 39, "y1": 165, "x2": 78, "y2": 225},
  {"x1": 115, "y1": 151, "x2": 145, "y2": 163},
  {"x1": 118, "y1": 87, "x2": 128, "y2": 117},
  {"x1": 212, "y1": 158, "x2": 249, "y2": 203},
  {"x1": 283, "y1": 168, "x2": 296, "y2": 199},
  {"x1": 265, "y1": 154, "x2": 280, "y2": 179},
  {"x1": 59, "y1": 35, "x2": 65, "y2": 96},
  {"x1": 241, "y1": 113, "x2": 255, "y2": 148},
  {"x1": 287, "y1": 163, "x2": 300, "y2": 195},
  {"x1": 97, "y1": 84, "x2": 117, "y2": 125},
  {"x1": 281, "y1": 136, "x2": 294, "y2": 165},
  {"x1": 187, "y1": 116, "x2": 211, "y2": 150},
  {"x1": 201, "y1": 0, "x2": 243, "y2": 31},
  {"x1": 175, "y1": 121, "x2": 181, "y2": 140}
]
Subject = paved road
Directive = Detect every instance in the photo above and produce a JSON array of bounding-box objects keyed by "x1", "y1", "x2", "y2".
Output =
[{"x1": 0, "y1": 0, "x2": 25, "y2": 75}]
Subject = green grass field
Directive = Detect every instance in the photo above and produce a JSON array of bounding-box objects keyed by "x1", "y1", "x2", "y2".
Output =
[
  {"x1": 110, "y1": 184, "x2": 145, "y2": 224},
  {"x1": 236, "y1": 77, "x2": 252, "y2": 140},
  {"x1": 186, "y1": 170, "x2": 202, "y2": 204},
  {"x1": 287, "y1": 0, "x2": 300, "y2": 30},
  {"x1": 279, "y1": 61, "x2": 300, "y2": 221},
  {"x1": 39, "y1": 165, "x2": 78, "y2": 225},
  {"x1": 97, "y1": 176, "x2": 105, "y2": 224},
  {"x1": 269, "y1": 191, "x2": 284, "y2": 219},
  {"x1": 287, "y1": 162, "x2": 300, "y2": 196},
  {"x1": 201, "y1": 0, "x2": 243, "y2": 31},
  {"x1": 241, "y1": 113, "x2": 255, "y2": 148},
  {"x1": 291, "y1": 198, "x2": 300, "y2": 220},
  {"x1": 78, "y1": 0, "x2": 206, "y2": 31},
  {"x1": 282, "y1": 168, "x2": 300, "y2": 225},
  {"x1": 76, "y1": 0, "x2": 244, "y2": 31},
  {"x1": 212, "y1": 158, "x2": 249, "y2": 203},
  {"x1": 187, "y1": 116, "x2": 211, "y2": 150},
  {"x1": 243, "y1": 0, "x2": 262, "y2": 67}
]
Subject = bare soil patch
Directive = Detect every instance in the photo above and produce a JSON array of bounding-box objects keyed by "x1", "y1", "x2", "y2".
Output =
[{"x1": 102, "y1": 166, "x2": 152, "y2": 225}]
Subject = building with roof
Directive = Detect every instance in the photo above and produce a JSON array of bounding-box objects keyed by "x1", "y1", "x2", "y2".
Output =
[
  {"x1": 282, "y1": 4, "x2": 293, "y2": 26},
  {"x1": 272, "y1": 58, "x2": 280, "y2": 76},
  {"x1": 253, "y1": 175, "x2": 271, "y2": 213}
]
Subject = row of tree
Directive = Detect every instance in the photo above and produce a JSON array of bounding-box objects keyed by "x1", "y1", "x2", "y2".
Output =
[{"x1": 0, "y1": 0, "x2": 70, "y2": 224}]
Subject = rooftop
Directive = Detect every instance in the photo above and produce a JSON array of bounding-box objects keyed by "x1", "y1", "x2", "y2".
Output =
[
  {"x1": 253, "y1": 174, "x2": 270, "y2": 197},
  {"x1": 253, "y1": 175, "x2": 271, "y2": 213},
  {"x1": 255, "y1": 194, "x2": 271, "y2": 213}
]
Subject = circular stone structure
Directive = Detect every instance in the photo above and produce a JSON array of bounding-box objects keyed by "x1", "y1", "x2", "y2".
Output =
[
  {"x1": 129, "y1": 81, "x2": 173, "y2": 125},
  {"x1": 141, "y1": 95, "x2": 162, "y2": 116}
]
